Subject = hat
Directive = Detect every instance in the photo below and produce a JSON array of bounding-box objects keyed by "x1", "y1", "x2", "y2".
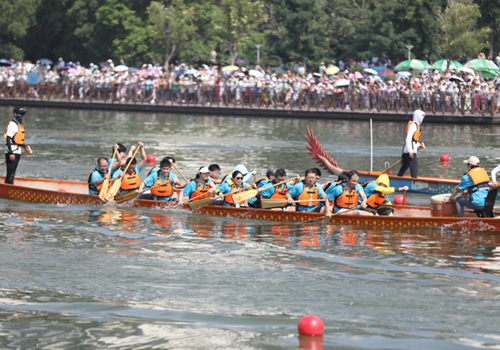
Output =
[
  {"x1": 13, "y1": 107, "x2": 25, "y2": 116},
  {"x1": 198, "y1": 166, "x2": 210, "y2": 173},
  {"x1": 464, "y1": 156, "x2": 480, "y2": 166}
]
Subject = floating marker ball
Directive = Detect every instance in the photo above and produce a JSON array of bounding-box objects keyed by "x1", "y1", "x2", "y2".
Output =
[
  {"x1": 440, "y1": 154, "x2": 449, "y2": 163},
  {"x1": 147, "y1": 154, "x2": 156, "y2": 164},
  {"x1": 298, "y1": 315, "x2": 324, "y2": 336},
  {"x1": 394, "y1": 194, "x2": 407, "y2": 205}
]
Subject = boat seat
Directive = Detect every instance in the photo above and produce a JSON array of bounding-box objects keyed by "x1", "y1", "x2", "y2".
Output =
[{"x1": 474, "y1": 188, "x2": 498, "y2": 218}]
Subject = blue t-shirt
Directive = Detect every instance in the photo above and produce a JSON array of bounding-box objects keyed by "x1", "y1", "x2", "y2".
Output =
[
  {"x1": 457, "y1": 174, "x2": 488, "y2": 207},
  {"x1": 143, "y1": 172, "x2": 178, "y2": 201},
  {"x1": 182, "y1": 178, "x2": 214, "y2": 198},
  {"x1": 219, "y1": 181, "x2": 251, "y2": 207},
  {"x1": 287, "y1": 181, "x2": 326, "y2": 212},
  {"x1": 363, "y1": 182, "x2": 391, "y2": 206},
  {"x1": 260, "y1": 182, "x2": 292, "y2": 199},
  {"x1": 248, "y1": 178, "x2": 270, "y2": 204},
  {"x1": 89, "y1": 167, "x2": 105, "y2": 195},
  {"x1": 328, "y1": 183, "x2": 364, "y2": 213}
]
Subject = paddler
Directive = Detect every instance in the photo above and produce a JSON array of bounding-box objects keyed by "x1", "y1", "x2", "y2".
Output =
[
  {"x1": 208, "y1": 164, "x2": 222, "y2": 185},
  {"x1": 138, "y1": 159, "x2": 182, "y2": 201},
  {"x1": 88, "y1": 145, "x2": 121, "y2": 195},
  {"x1": 111, "y1": 142, "x2": 146, "y2": 195},
  {"x1": 221, "y1": 164, "x2": 256, "y2": 185},
  {"x1": 5, "y1": 107, "x2": 29, "y2": 184},
  {"x1": 260, "y1": 169, "x2": 300, "y2": 210},
  {"x1": 398, "y1": 109, "x2": 425, "y2": 178},
  {"x1": 248, "y1": 167, "x2": 277, "y2": 208},
  {"x1": 362, "y1": 174, "x2": 409, "y2": 216},
  {"x1": 113, "y1": 142, "x2": 147, "y2": 176},
  {"x1": 179, "y1": 166, "x2": 219, "y2": 203},
  {"x1": 446, "y1": 156, "x2": 490, "y2": 217},
  {"x1": 218, "y1": 170, "x2": 255, "y2": 207},
  {"x1": 285, "y1": 169, "x2": 331, "y2": 215},
  {"x1": 327, "y1": 170, "x2": 368, "y2": 214},
  {"x1": 108, "y1": 143, "x2": 126, "y2": 176}
]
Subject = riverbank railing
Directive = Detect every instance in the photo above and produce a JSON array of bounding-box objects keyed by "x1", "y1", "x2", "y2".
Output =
[{"x1": 0, "y1": 81, "x2": 496, "y2": 117}]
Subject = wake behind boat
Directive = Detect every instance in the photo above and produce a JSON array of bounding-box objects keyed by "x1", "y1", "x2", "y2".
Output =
[{"x1": 2, "y1": 176, "x2": 499, "y2": 232}]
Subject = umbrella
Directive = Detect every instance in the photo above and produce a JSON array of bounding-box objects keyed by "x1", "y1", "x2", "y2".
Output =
[
  {"x1": 397, "y1": 71, "x2": 412, "y2": 76},
  {"x1": 129, "y1": 67, "x2": 139, "y2": 73},
  {"x1": 0, "y1": 59, "x2": 12, "y2": 67},
  {"x1": 114, "y1": 65, "x2": 129, "y2": 72},
  {"x1": 326, "y1": 66, "x2": 339, "y2": 75},
  {"x1": 147, "y1": 68, "x2": 160, "y2": 75},
  {"x1": 194, "y1": 70, "x2": 207, "y2": 77},
  {"x1": 68, "y1": 68, "x2": 78, "y2": 74},
  {"x1": 136, "y1": 70, "x2": 148, "y2": 75},
  {"x1": 39, "y1": 58, "x2": 53, "y2": 65},
  {"x1": 175, "y1": 69, "x2": 186, "y2": 77},
  {"x1": 458, "y1": 66, "x2": 474, "y2": 74},
  {"x1": 464, "y1": 59, "x2": 499, "y2": 72},
  {"x1": 378, "y1": 70, "x2": 395, "y2": 76},
  {"x1": 348, "y1": 72, "x2": 364, "y2": 79},
  {"x1": 481, "y1": 69, "x2": 499, "y2": 79},
  {"x1": 222, "y1": 65, "x2": 239, "y2": 72},
  {"x1": 235, "y1": 58, "x2": 245, "y2": 64},
  {"x1": 334, "y1": 79, "x2": 350, "y2": 87},
  {"x1": 66, "y1": 63, "x2": 77, "y2": 68},
  {"x1": 249, "y1": 69, "x2": 264, "y2": 78},
  {"x1": 449, "y1": 76, "x2": 464, "y2": 83},
  {"x1": 313, "y1": 73, "x2": 323, "y2": 77},
  {"x1": 364, "y1": 68, "x2": 378, "y2": 75},
  {"x1": 59, "y1": 66, "x2": 72, "y2": 70},
  {"x1": 394, "y1": 59, "x2": 430, "y2": 71},
  {"x1": 99, "y1": 62, "x2": 111, "y2": 71},
  {"x1": 185, "y1": 69, "x2": 198, "y2": 75},
  {"x1": 430, "y1": 59, "x2": 462, "y2": 72}
]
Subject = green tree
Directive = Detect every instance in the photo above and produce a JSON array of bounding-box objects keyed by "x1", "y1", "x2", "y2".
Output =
[
  {"x1": 475, "y1": 0, "x2": 500, "y2": 58},
  {"x1": 213, "y1": 0, "x2": 267, "y2": 65},
  {"x1": 147, "y1": 0, "x2": 195, "y2": 70},
  {"x1": 434, "y1": 0, "x2": 490, "y2": 61},
  {"x1": 0, "y1": 0, "x2": 37, "y2": 59}
]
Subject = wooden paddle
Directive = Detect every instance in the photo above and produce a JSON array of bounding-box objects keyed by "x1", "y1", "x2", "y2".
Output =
[
  {"x1": 261, "y1": 198, "x2": 325, "y2": 209},
  {"x1": 105, "y1": 145, "x2": 141, "y2": 202},
  {"x1": 114, "y1": 176, "x2": 172, "y2": 204},
  {"x1": 382, "y1": 143, "x2": 425, "y2": 173},
  {"x1": 172, "y1": 163, "x2": 188, "y2": 183},
  {"x1": 0, "y1": 146, "x2": 32, "y2": 166},
  {"x1": 98, "y1": 148, "x2": 117, "y2": 201},
  {"x1": 231, "y1": 176, "x2": 298, "y2": 204},
  {"x1": 187, "y1": 185, "x2": 254, "y2": 211},
  {"x1": 402, "y1": 189, "x2": 407, "y2": 205}
]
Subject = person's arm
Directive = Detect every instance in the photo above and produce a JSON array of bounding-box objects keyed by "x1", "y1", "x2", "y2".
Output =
[
  {"x1": 491, "y1": 165, "x2": 500, "y2": 186},
  {"x1": 209, "y1": 176, "x2": 222, "y2": 185},
  {"x1": 111, "y1": 144, "x2": 121, "y2": 171},
  {"x1": 317, "y1": 155, "x2": 344, "y2": 175},
  {"x1": 448, "y1": 186, "x2": 461, "y2": 201},
  {"x1": 359, "y1": 189, "x2": 367, "y2": 208},
  {"x1": 373, "y1": 185, "x2": 409, "y2": 195},
  {"x1": 137, "y1": 142, "x2": 146, "y2": 170},
  {"x1": 138, "y1": 181, "x2": 146, "y2": 193},
  {"x1": 405, "y1": 124, "x2": 419, "y2": 157}
]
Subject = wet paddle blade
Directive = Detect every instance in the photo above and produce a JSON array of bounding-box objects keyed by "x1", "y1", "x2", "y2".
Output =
[
  {"x1": 261, "y1": 199, "x2": 288, "y2": 209},
  {"x1": 105, "y1": 180, "x2": 122, "y2": 202},
  {"x1": 188, "y1": 197, "x2": 215, "y2": 210},
  {"x1": 114, "y1": 190, "x2": 139, "y2": 204},
  {"x1": 98, "y1": 179, "x2": 110, "y2": 202},
  {"x1": 232, "y1": 189, "x2": 258, "y2": 204}
]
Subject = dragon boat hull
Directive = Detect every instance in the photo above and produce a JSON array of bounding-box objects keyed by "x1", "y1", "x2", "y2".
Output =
[{"x1": 0, "y1": 177, "x2": 499, "y2": 232}]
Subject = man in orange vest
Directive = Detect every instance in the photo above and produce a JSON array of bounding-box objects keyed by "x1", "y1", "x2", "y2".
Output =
[
  {"x1": 398, "y1": 109, "x2": 425, "y2": 178},
  {"x1": 5, "y1": 107, "x2": 29, "y2": 184},
  {"x1": 446, "y1": 156, "x2": 490, "y2": 217}
]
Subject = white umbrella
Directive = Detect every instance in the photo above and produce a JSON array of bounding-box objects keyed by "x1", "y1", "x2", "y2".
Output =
[
  {"x1": 364, "y1": 68, "x2": 378, "y2": 75},
  {"x1": 313, "y1": 72, "x2": 322, "y2": 77},
  {"x1": 458, "y1": 66, "x2": 474, "y2": 74},
  {"x1": 114, "y1": 65, "x2": 129, "y2": 72},
  {"x1": 335, "y1": 79, "x2": 350, "y2": 87},
  {"x1": 249, "y1": 69, "x2": 264, "y2": 78},
  {"x1": 397, "y1": 71, "x2": 412, "y2": 76}
]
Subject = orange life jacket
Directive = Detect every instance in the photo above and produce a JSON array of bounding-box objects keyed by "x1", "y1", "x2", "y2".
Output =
[
  {"x1": 190, "y1": 180, "x2": 210, "y2": 201},
  {"x1": 5, "y1": 122, "x2": 25, "y2": 145},
  {"x1": 151, "y1": 175, "x2": 174, "y2": 197},
  {"x1": 467, "y1": 167, "x2": 490, "y2": 192},
  {"x1": 88, "y1": 168, "x2": 105, "y2": 192},
  {"x1": 366, "y1": 192, "x2": 386, "y2": 208},
  {"x1": 224, "y1": 183, "x2": 243, "y2": 205},
  {"x1": 297, "y1": 183, "x2": 319, "y2": 206},
  {"x1": 270, "y1": 183, "x2": 289, "y2": 200},
  {"x1": 406, "y1": 120, "x2": 421, "y2": 142},
  {"x1": 120, "y1": 171, "x2": 141, "y2": 191},
  {"x1": 335, "y1": 185, "x2": 359, "y2": 209}
]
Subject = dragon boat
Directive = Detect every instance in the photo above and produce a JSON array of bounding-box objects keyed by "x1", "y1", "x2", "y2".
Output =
[
  {"x1": 0, "y1": 176, "x2": 499, "y2": 232},
  {"x1": 304, "y1": 126, "x2": 497, "y2": 198}
]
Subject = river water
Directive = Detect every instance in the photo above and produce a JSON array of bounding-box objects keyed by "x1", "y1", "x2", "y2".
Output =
[{"x1": 0, "y1": 106, "x2": 499, "y2": 349}]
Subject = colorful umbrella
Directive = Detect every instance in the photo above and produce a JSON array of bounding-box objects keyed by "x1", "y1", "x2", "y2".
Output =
[
  {"x1": 430, "y1": 59, "x2": 462, "y2": 72},
  {"x1": 378, "y1": 70, "x2": 395, "y2": 76},
  {"x1": 185, "y1": 69, "x2": 198, "y2": 75},
  {"x1": 326, "y1": 66, "x2": 339, "y2": 75},
  {"x1": 464, "y1": 59, "x2": 499, "y2": 72},
  {"x1": 394, "y1": 59, "x2": 430, "y2": 71},
  {"x1": 39, "y1": 58, "x2": 53, "y2": 65},
  {"x1": 235, "y1": 58, "x2": 245, "y2": 64},
  {"x1": 349, "y1": 72, "x2": 364, "y2": 79},
  {"x1": 67, "y1": 68, "x2": 78, "y2": 74},
  {"x1": 222, "y1": 65, "x2": 239, "y2": 72},
  {"x1": 136, "y1": 70, "x2": 148, "y2": 75}
]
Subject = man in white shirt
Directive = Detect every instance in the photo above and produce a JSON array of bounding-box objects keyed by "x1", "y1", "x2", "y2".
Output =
[
  {"x1": 398, "y1": 109, "x2": 425, "y2": 178},
  {"x1": 5, "y1": 107, "x2": 29, "y2": 184}
]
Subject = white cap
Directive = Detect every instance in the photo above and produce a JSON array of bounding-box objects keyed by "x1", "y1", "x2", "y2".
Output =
[
  {"x1": 464, "y1": 156, "x2": 480, "y2": 166},
  {"x1": 198, "y1": 166, "x2": 210, "y2": 173}
]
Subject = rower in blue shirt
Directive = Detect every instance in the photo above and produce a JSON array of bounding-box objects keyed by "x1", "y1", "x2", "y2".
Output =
[{"x1": 285, "y1": 169, "x2": 331, "y2": 215}]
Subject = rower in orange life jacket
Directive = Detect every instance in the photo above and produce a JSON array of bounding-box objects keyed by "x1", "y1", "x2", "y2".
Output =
[
  {"x1": 218, "y1": 170, "x2": 254, "y2": 207},
  {"x1": 179, "y1": 166, "x2": 218, "y2": 203},
  {"x1": 4, "y1": 107, "x2": 30, "y2": 184},
  {"x1": 398, "y1": 109, "x2": 425, "y2": 178},
  {"x1": 88, "y1": 157, "x2": 112, "y2": 195},
  {"x1": 285, "y1": 169, "x2": 331, "y2": 215},
  {"x1": 139, "y1": 159, "x2": 182, "y2": 201},
  {"x1": 326, "y1": 170, "x2": 368, "y2": 214},
  {"x1": 362, "y1": 174, "x2": 409, "y2": 216},
  {"x1": 248, "y1": 166, "x2": 277, "y2": 208},
  {"x1": 447, "y1": 156, "x2": 491, "y2": 218}
]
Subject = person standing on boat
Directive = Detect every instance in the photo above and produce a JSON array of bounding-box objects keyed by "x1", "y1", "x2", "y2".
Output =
[
  {"x1": 446, "y1": 156, "x2": 490, "y2": 217},
  {"x1": 5, "y1": 107, "x2": 29, "y2": 184},
  {"x1": 398, "y1": 109, "x2": 425, "y2": 178}
]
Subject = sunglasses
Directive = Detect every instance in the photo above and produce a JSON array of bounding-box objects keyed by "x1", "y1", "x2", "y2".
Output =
[{"x1": 235, "y1": 177, "x2": 243, "y2": 180}]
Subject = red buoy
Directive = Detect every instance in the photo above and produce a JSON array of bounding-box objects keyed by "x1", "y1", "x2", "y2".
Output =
[
  {"x1": 394, "y1": 194, "x2": 407, "y2": 205},
  {"x1": 147, "y1": 154, "x2": 156, "y2": 164},
  {"x1": 440, "y1": 154, "x2": 449, "y2": 163},
  {"x1": 298, "y1": 315, "x2": 324, "y2": 336}
]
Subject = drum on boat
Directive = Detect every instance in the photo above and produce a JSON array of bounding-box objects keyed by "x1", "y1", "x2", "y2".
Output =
[{"x1": 430, "y1": 194, "x2": 458, "y2": 217}]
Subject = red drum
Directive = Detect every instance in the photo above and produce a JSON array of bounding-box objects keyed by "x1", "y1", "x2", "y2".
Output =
[{"x1": 430, "y1": 194, "x2": 458, "y2": 217}]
